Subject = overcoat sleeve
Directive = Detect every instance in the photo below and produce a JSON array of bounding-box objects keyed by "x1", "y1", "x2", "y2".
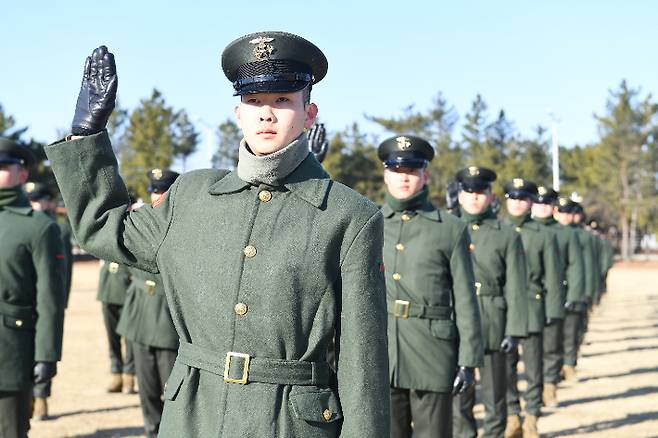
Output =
[
  {"x1": 44, "y1": 131, "x2": 176, "y2": 273},
  {"x1": 335, "y1": 211, "x2": 389, "y2": 437},
  {"x1": 503, "y1": 232, "x2": 528, "y2": 338},
  {"x1": 450, "y1": 224, "x2": 483, "y2": 367},
  {"x1": 566, "y1": 230, "x2": 586, "y2": 304},
  {"x1": 543, "y1": 233, "x2": 565, "y2": 319},
  {"x1": 32, "y1": 221, "x2": 67, "y2": 362}
]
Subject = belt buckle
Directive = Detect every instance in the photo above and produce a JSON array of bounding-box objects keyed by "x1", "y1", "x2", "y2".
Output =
[
  {"x1": 224, "y1": 352, "x2": 251, "y2": 384},
  {"x1": 394, "y1": 300, "x2": 410, "y2": 319}
]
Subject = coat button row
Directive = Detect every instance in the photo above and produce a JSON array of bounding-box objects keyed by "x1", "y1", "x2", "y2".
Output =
[
  {"x1": 234, "y1": 303, "x2": 248, "y2": 316},
  {"x1": 392, "y1": 273, "x2": 401, "y2": 281},
  {"x1": 258, "y1": 190, "x2": 272, "y2": 203},
  {"x1": 395, "y1": 243, "x2": 405, "y2": 252},
  {"x1": 244, "y1": 245, "x2": 257, "y2": 258}
]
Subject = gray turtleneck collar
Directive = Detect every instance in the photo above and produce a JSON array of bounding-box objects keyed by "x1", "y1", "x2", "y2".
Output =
[{"x1": 237, "y1": 132, "x2": 310, "y2": 186}]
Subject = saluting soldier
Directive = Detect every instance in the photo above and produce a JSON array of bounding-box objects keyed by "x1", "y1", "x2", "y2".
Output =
[
  {"x1": 531, "y1": 187, "x2": 585, "y2": 408},
  {"x1": 502, "y1": 179, "x2": 562, "y2": 438},
  {"x1": 46, "y1": 33, "x2": 389, "y2": 437},
  {"x1": 452, "y1": 166, "x2": 528, "y2": 438},
  {"x1": 24, "y1": 182, "x2": 75, "y2": 420},
  {"x1": 117, "y1": 168, "x2": 180, "y2": 438},
  {"x1": 0, "y1": 138, "x2": 66, "y2": 438},
  {"x1": 97, "y1": 259, "x2": 136, "y2": 393},
  {"x1": 378, "y1": 136, "x2": 483, "y2": 438}
]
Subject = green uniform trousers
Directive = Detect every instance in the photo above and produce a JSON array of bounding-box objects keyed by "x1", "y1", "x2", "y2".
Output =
[
  {"x1": 0, "y1": 388, "x2": 32, "y2": 438},
  {"x1": 543, "y1": 320, "x2": 563, "y2": 384},
  {"x1": 390, "y1": 387, "x2": 452, "y2": 438},
  {"x1": 102, "y1": 303, "x2": 135, "y2": 374},
  {"x1": 562, "y1": 311, "x2": 582, "y2": 366},
  {"x1": 453, "y1": 351, "x2": 507, "y2": 438},
  {"x1": 507, "y1": 333, "x2": 543, "y2": 417},
  {"x1": 577, "y1": 312, "x2": 589, "y2": 349},
  {"x1": 133, "y1": 342, "x2": 177, "y2": 438}
]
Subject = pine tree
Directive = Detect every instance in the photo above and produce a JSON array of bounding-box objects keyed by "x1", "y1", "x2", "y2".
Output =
[{"x1": 212, "y1": 119, "x2": 241, "y2": 169}]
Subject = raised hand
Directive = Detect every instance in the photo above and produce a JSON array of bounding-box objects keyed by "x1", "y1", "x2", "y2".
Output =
[
  {"x1": 71, "y1": 45, "x2": 118, "y2": 136},
  {"x1": 307, "y1": 123, "x2": 329, "y2": 163}
]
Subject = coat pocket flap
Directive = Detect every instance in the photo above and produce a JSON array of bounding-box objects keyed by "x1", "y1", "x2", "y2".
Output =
[
  {"x1": 164, "y1": 362, "x2": 186, "y2": 401},
  {"x1": 290, "y1": 389, "x2": 343, "y2": 423},
  {"x1": 2, "y1": 315, "x2": 36, "y2": 330},
  {"x1": 430, "y1": 320, "x2": 458, "y2": 340},
  {"x1": 493, "y1": 296, "x2": 507, "y2": 310}
]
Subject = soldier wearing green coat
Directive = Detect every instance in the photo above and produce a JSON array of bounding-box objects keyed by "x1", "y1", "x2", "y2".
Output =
[
  {"x1": 502, "y1": 179, "x2": 562, "y2": 438},
  {"x1": 378, "y1": 136, "x2": 483, "y2": 438},
  {"x1": 117, "y1": 169, "x2": 180, "y2": 438},
  {"x1": 0, "y1": 139, "x2": 66, "y2": 438},
  {"x1": 97, "y1": 259, "x2": 136, "y2": 393},
  {"x1": 46, "y1": 35, "x2": 389, "y2": 438},
  {"x1": 452, "y1": 166, "x2": 528, "y2": 438},
  {"x1": 531, "y1": 187, "x2": 585, "y2": 408}
]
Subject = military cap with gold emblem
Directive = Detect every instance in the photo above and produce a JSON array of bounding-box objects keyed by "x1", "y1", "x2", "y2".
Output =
[
  {"x1": 147, "y1": 169, "x2": 180, "y2": 194},
  {"x1": 455, "y1": 166, "x2": 497, "y2": 192},
  {"x1": 534, "y1": 186, "x2": 558, "y2": 204},
  {"x1": 221, "y1": 31, "x2": 328, "y2": 96},
  {"x1": 503, "y1": 178, "x2": 538, "y2": 200},
  {"x1": 556, "y1": 197, "x2": 577, "y2": 213},
  {"x1": 377, "y1": 135, "x2": 434, "y2": 169},
  {"x1": 0, "y1": 137, "x2": 36, "y2": 167},
  {"x1": 24, "y1": 182, "x2": 56, "y2": 201}
]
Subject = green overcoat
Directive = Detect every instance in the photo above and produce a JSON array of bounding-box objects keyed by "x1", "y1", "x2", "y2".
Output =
[
  {"x1": 117, "y1": 268, "x2": 178, "y2": 350},
  {"x1": 571, "y1": 224, "x2": 597, "y2": 304},
  {"x1": 462, "y1": 210, "x2": 528, "y2": 351},
  {"x1": 45, "y1": 131, "x2": 389, "y2": 438},
  {"x1": 506, "y1": 216, "x2": 563, "y2": 331},
  {"x1": 383, "y1": 198, "x2": 483, "y2": 393},
  {"x1": 0, "y1": 191, "x2": 66, "y2": 391},
  {"x1": 59, "y1": 216, "x2": 74, "y2": 306},
  {"x1": 96, "y1": 260, "x2": 132, "y2": 306}
]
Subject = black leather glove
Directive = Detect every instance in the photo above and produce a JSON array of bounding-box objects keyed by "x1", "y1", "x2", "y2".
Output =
[
  {"x1": 71, "y1": 45, "x2": 117, "y2": 136},
  {"x1": 564, "y1": 301, "x2": 577, "y2": 312},
  {"x1": 452, "y1": 367, "x2": 474, "y2": 395},
  {"x1": 33, "y1": 362, "x2": 57, "y2": 384},
  {"x1": 500, "y1": 336, "x2": 518, "y2": 354},
  {"x1": 307, "y1": 123, "x2": 329, "y2": 163}
]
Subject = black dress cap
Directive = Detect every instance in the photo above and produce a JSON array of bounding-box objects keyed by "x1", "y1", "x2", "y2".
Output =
[
  {"x1": 535, "y1": 186, "x2": 558, "y2": 204},
  {"x1": 0, "y1": 137, "x2": 36, "y2": 167},
  {"x1": 377, "y1": 135, "x2": 434, "y2": 169},
  {"x1": 147, "y1": 169, "x2": 180, "y2": 194},
  {"x1": 455, "y1": 166, "x2": 497, "y2": 192},
  {"x1": 503, "y1": 178, "x2": 538, "y2": 200}
]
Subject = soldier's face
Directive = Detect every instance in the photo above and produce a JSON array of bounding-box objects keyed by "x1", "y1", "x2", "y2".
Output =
[
  {"x1": 0, "y1": 164, "x2": 28, "y2": 189},
  {"x1": 458, "y1": 189, "x2": 493, "y2": 214},
  {"x1": 531, "y1": 202, "x2": 554, "y2": 219},
  {"x1": 506, "y1": 197, "x2": 532, "y2": 216},
  {"x1": 554, "y1": 210, "x2": 574, "y2": 225},
  {"x1": 235, "y1": 91, "x2": 318, "y2": 155},
  {"x1": 384, "y1": 167, "x2": 428, "y2": 199}
]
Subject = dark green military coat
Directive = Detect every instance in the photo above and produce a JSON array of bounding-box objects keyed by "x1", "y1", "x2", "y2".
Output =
[
  {"x1": 600, "y1": 238, "x2": 614, "y2": 276},
  {"x1": 96, "y1": 260, "x2": 132, "y2": 305},
  {"x1": 117, "y1": 268, "x2": 178, "y2": 350},
  {"x1": 571, "y1": 224, "x2": 597, "y2": 304},
  {"x1": 46, "y1": 131, "x2": 389, "y2": 438},
  {"x1": 383, "y1": 198, "x2": 483, "y2": 393},
  {"x1": 0, "y1": 191, "x2": 66, "y2": 391},
  {"x1": 506, "y1": 215, "x2": 563, "y2": 331},
  {"x1": 461, "y1": 210, "x2": 528, "y2": 351},
  {"x1": 59, "y1": 216, "x2": 74, "y2": 306},
  {"x1": 537, "y1": 218, "x2": 586, "y2": 310}
]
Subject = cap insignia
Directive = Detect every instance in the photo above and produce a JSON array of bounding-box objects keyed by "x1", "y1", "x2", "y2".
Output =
[
  {"x1": 25, "y1": 182, "x2": 36, "y2": 193},
  {"x1": 468, "y1": 166, "x2": 479, "y2": 176},
  {"x1": 558, "y1": 197, "x2": 568, "y2": 206},
  {"x1": 396, "y1": 136, "x2": 411, "y2": 150},
  {"x1": 538, "y1": 186, "x2": 547, "y2": 196},
  {"x1": 513, "y1": 178, "x2": 524, "y2": 188},
  {"x1": 151, "y1": 169, "x2": 163, "y2": 180},
  {"x1": 249, "y1": 36, "x2": 275, "y2": 61}
]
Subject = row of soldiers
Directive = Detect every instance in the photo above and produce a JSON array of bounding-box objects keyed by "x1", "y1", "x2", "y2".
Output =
[{"x1": 0, "y1": 31, "x2": 615, "y2": 438}]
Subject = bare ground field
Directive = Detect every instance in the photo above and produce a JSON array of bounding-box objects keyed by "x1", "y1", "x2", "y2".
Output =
[{"x1": 29, "y1": 261, "x2": 658, "y2": 437}]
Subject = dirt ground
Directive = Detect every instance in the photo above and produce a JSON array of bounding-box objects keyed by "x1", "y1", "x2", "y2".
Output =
[{"x1": 29, "y1": 260, "x2": 658, "y2": 437}]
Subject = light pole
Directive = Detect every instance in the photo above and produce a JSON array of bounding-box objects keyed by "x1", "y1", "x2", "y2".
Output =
[{"x1": 547, "y1": 110, "x2": 560, "y2": 191}]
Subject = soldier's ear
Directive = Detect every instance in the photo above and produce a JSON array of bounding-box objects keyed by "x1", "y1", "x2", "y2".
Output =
[
  {"x1": 422, "y1": 169, "x2": 430, "y2": 185},
  {"x1": 304, "y1": 103, "x2": 318, "y2": 129},
  {"x1": 234, "y1": 104, "x2": 242, "y2": 129}
]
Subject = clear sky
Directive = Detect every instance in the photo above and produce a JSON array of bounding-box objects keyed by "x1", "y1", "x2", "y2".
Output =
[{"x1": 1, "y1": 0, "x2": 656, "y2": 170}]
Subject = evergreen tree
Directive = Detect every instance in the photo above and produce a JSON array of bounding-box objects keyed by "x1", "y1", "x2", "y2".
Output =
[
  {"x1": 212, "y1": 118, "x2": 241, "y2": 169},
  {"x1": 172, "y1": 110, "x2": 200, "y2": 172}
]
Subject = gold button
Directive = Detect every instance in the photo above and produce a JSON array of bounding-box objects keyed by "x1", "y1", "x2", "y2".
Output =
[
  {"x1": 244, "y1": 245, "x2": 257, "y2": 258},
  {"x1": 322, "y1": 409, "x2": 333, "y2": 421},
  {"x1": 15, "y1": 320, "x2": 23, "y2": 327},
  {"x1": 234, "y1": 303, "x2": 248, "y2": 316},
  {"x1": 474, "y1": 282, "x2": 481, "y2": 296},
  {"x1": 258, "y1": 190, "x2": 272, "y2": 203},
  {"x1": 395, "y1": 243, "x2": 405, "y2": 251},
  {"x1": 535, "y1": 293, "x2": 542, "y2": 300},
  {"x1": 401, "y1": 214, "x2": 411, "y2": 222},
  {"x1": 563, "y1": 280, "x2": 568, "y2": 286},
  {"x1": 472, "y1": 224, "x2": 480, "y2": 231},
  {"x1": 109, "y1": 262, "x2": 119, "y2": 273},
  {"x1": 392, "y1": 273, "x2": 401, "y2": 281},
  {"x1": 469, "y1": 243, "x2": 476, "y2": 252},
  {"x1": 515, "y1": 226, "x2": 522, "y2": 232}
]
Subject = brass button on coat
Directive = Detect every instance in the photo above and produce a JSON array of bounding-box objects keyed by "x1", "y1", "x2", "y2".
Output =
[
  {"x1": 15, "y1": 320, "x2": 23, "y2": 327},
  {"x1": 258, "y1": 190, "x2": 272, "y2": 203},
  {"x1": 392, "y1": 273, "x2": 401, "y2": 281},
  {"x1": 395, "y1": 243, "x2": 405, "y2": 251},
  {"x1": 471, "y1": 224, "x2": 480, "y2": 231},
  {"x1": 401, "y1": 214, "x2": 411, "y2": 222},
  {"x1": 535, "y1": 293, "x2": 542, "y2": 300},
  {"x1": 243, "y1": 245, "x2": 257, "y2": 258},
  {"x1": 234, "y1": 303, "x2": 248, "y2": 316},
  {"x1": 474, "y1": 282, "x2": 482, "y2": 296},
  {"x1": 515, "y1": 226, "x2": 522, "y2": 233},
  {"x1": 469, "y1": 243, "x2": 476, "y2": 252},
  {"x1": 322, "y1": 409, "x2": 333, "y2": 421},
  {"x1": 108, "y1": 262, "x2": 119, "y2": 273}
]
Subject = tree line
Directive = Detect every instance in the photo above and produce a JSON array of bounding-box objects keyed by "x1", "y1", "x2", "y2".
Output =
[{"x1": 1, "y1": 80, "x2": 656, "y2": 259}]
